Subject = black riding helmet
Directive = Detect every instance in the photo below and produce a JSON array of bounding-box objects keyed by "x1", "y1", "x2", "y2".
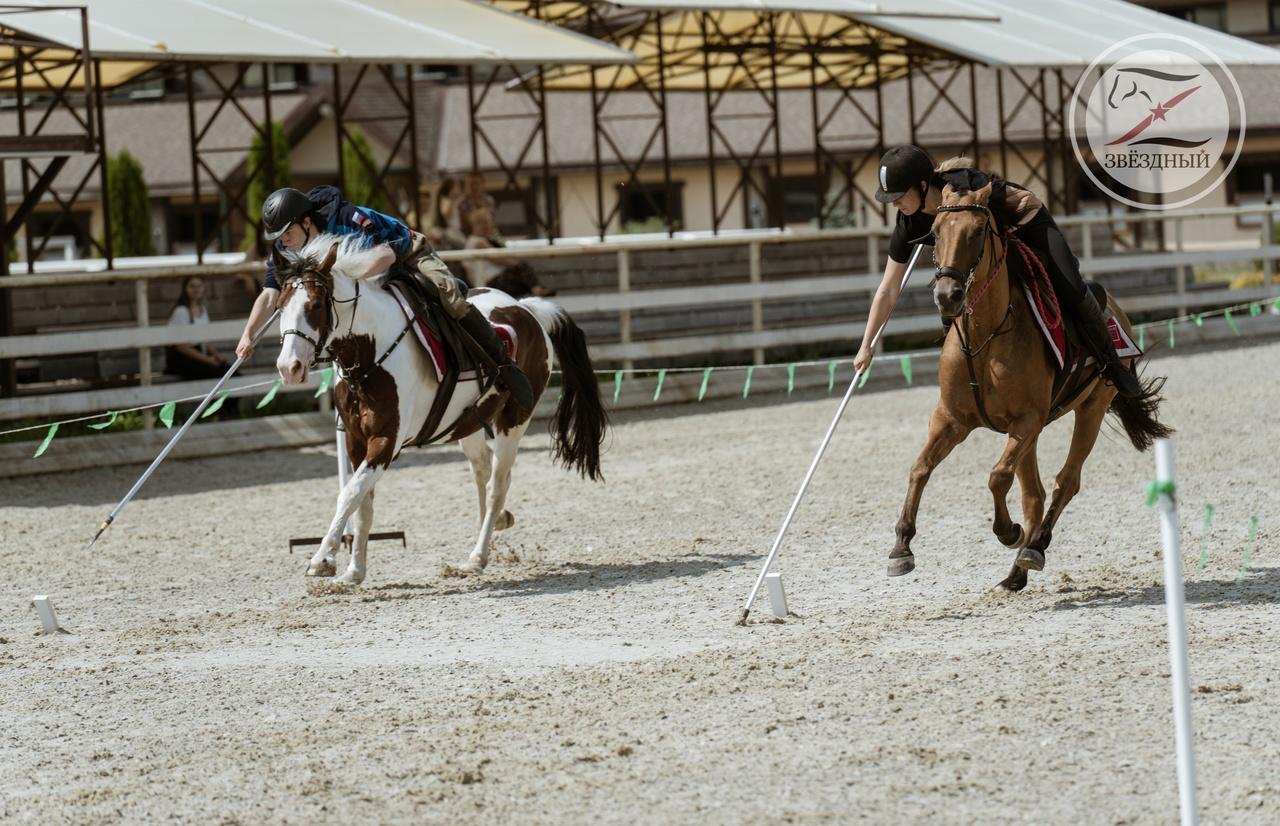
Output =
[
  {"x1": 874, "y1": 145, "x2": 935, "y2": 204},
  {"x1": 262, "y1": 187, "x2": 313, "y2": 240}
]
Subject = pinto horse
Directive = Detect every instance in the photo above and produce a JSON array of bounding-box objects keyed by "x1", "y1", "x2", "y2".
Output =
[
  {"x1": 889, "y1": 183, "x2": 1171, "y2": 591},
  {"x1": 273, "y1": 235, "x2": 606, "y2": 584}
]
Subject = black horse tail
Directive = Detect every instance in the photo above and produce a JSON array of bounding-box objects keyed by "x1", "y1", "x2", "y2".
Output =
[
  {"x1": 1108, "y1": 361, "x2": 1174, "y2": 451},
  {"x1": 521, "y1": 298, "x2": 607, "y2": 481}
]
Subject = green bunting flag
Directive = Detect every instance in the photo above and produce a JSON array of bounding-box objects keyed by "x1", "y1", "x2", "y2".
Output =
[
  {"x1": 1274, "y1": 297, "x2": 1280, "y2": 312},
  {"x1": 786, "y1": 364, "x2": 796, "y2": 396},
  {"x1": 1144, "y1": 479, "x2": 1176, "y2": 507},
  {"x1": 1225, "y1": 309, "x2": 1239, "y2": 335},
  {"x1": 33, "y1": 423, "x2": 58, "y2": 458},
  {"x1": 1197, "y1": 503, "x2": 1214, "y2": 572},
  {"x1": 88, "y1": 411, "x2": 119, "y2": 431},
  {"x1": 652, "y1": 369, "x2": 667, "y2": 401},
  {"x1": 1167, "y1": 319, "x2": 1175, "y2": 349},
  {"x1": 613, "y1": 370, "x2": 623, "y2": 404},
  {"x1": 1193, "y1": 314, "x2": 1203, "y2": 327},
  {"x1": 900, "y1": 355, "x2": 913, "y2": 386},
  {"x1": 858, "y1": 360, "x2": 872, "y2": 389},
  {"x1": 1250, "y1": 302, "x2": 1262, "y2": 317},
  {"x1": 1137, "y1": 325, "x2": 1146, "y2": 351},
  {"x1": 201, "y1": 390, "x2": 231, "y2": 418},
  {"x1": 1238, "y1": 515, "x2": 1259, "y2": 582},
  {"x1": 158, "y1": 401, "x2": 176, "y2": 428},
  {"x1": 742, "y1": 366, "x2": 755, "y2": 398},
  {"x1": 827, "y1": 361, "x2": 837, "y2": 393},
  {"x1": 697, "y1": 367, "x2": 712, "y2": 402},
  {"x1": 313, "y1": 366, "x2": 334, "y2": 397},
  {"x1": 256, "y1": 379, "x2": 282, "y2": 409}
]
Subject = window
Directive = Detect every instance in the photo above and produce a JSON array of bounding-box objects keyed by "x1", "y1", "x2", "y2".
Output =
[
  {"x1": 1156, "y1": 3, "x2": 1227, "y2": 31},
  {"x1": 1272, "y1": 0, "x2": 1280, "y2": 32},
  {"x1": 1227, "y1": 158, "x2": 1279, "y2": 226},
  {"x1": 24, "y1": 211, "x2": 92, "y2": 261},
  {"x1": 242, "y1": 64, "x2": 310, "y2": 91},
  {"x1": 766, "y1": 174, "x2": 821, "y2": 225},
  {"x1": 615, "y1": 181, "x2": 684, "y2": 231},
  {"x1": 167, "y1": 202, "x2": 222, "y2": 255}
]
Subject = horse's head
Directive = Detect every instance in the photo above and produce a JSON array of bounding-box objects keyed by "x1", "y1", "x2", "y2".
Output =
[
  {"x1": 931, "y1": 183, "x2": 997, "y2": 319},
  {"x1": 275, "y1": 238, "x2": 339, "y2": 384}
]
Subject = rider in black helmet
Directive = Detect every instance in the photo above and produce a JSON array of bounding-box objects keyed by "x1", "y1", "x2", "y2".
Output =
[
  {"x1": 856, "y1": 144, "x2": 1142, "y2": 398},
  {"x1": 238, "y1": 186, "x2": 535, "y2": 415}
]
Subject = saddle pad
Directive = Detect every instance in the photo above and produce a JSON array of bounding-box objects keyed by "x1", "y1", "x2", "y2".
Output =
[
  {"x1": 1024, "y1": 286, "x2": 1142, "y2": 373},
  {"x1": 386, "y1": 282, "x2": 518, "y2": 383}
]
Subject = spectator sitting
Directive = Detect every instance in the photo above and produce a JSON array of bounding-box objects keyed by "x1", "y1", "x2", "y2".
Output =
[
  {"x1": 456, "y1": 172, "x2": 496, "y2": 238},
  {"x1": 463, "y1": 207, "x2": 518, "y2": 289},
  {"x1": 165, "y1": 276, "x2": 231, "y2": 380},
  {"x1": 428, "y1": 176, "x2": 466, "y2": 251}
]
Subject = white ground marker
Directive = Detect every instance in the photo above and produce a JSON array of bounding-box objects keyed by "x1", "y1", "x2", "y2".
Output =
[
  {"x1": 31, "y1": 595, "x2": 65, "y2": 635},
  {"x1": 764, "y1": 573, "x2": 788, "y2": 618},
  {"x1": 1152, "y1": 438, "x2": 1199, "y2": 826}
]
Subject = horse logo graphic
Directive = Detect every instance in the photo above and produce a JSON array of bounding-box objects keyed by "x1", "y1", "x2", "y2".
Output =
[{"x1": 1103, "y1": 67, "x2": 1207, "y2": 148}]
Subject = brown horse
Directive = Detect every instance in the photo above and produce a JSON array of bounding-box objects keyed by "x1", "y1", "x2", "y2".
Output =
[{"x1": 889, "y1": 183, "x2": 1172, "y2": 591}]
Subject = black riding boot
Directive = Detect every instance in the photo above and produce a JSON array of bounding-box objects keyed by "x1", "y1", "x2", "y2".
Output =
[
  {"x1": 1078, "y1": 288, "x2": 1143, "y2": 398},
  {"x1": 458, "y1": 306, "x2": 535, "y2": 415}
]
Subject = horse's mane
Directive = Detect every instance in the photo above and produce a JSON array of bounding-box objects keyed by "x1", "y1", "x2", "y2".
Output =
[
  {"x1": 936, "y1": 155, "x2": 974, "y2": 172},
  {"x1": 283, "y1": 233, "x2": 389, "y2": 281}
]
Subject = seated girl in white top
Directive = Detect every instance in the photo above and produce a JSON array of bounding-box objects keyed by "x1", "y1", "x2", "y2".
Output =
[{"x1": 166, "y1": 276, "x2": 230, "y2": 380}]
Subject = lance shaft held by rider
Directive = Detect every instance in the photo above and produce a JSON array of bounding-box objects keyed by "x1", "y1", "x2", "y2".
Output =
[
  {"x1": 740, "y1": 244, "x2": 924, "y2": 624},
  {"x1": 87, "y1": 309, "x2": 283, "y2": 548}
]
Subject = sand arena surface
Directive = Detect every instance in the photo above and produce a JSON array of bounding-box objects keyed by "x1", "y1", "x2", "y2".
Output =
[{"x1": 1, "y1": 342, "x2": 1277, "y2": 824}]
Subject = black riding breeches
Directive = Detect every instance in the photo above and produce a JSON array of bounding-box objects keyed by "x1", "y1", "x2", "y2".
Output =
[{"x1": 1014, "y1": 211, "x2": 1088, "y2": 311}]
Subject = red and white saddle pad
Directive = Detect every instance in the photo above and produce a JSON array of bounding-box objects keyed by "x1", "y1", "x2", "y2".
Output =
[
  {"x1": 1023, "y1": 286, "x2": 1141, "y2": 372},
  {"x1": 386, "y1": 282, "x2": 517, "y2": 383}
]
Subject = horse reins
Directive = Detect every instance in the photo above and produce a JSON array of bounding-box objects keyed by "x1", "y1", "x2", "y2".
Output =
[{"x1": 933, "y1": 202, "x2": 1017, "y2": 434}]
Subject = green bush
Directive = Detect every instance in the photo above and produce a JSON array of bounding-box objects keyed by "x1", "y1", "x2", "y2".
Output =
[
  {"x1": 620, "y1": 215, "x2": 668, "y2": 235},
  {"x1": 106, "y1": 150, "x2": 154, "y2": 256},
  {"x1": 246, "y1": 120, "x2": 292, "y2": 245},
  {"x1": 342, "y1": 127, "x2": 389, "y2": 214}
]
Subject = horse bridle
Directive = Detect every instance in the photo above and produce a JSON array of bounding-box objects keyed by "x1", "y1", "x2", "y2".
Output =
[
  {"x1": 930, "y1": 202, "x2": 996, "y2": 304},
  {"x1": 278, "y1": 271, "x2": 358, "y2": 368}
]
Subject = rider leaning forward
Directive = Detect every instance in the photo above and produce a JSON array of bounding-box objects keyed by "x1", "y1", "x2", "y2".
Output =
[
  {"x1": 236, "y1": 185, "x2": 534, "y2": 414},
  {"x1": 855, "y1": 144, "x2": 1142, "y2": 399}
]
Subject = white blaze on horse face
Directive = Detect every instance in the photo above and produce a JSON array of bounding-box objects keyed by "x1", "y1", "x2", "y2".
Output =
[{"x1": 276, "y1": 287, "x2": 317, "y2": 384}]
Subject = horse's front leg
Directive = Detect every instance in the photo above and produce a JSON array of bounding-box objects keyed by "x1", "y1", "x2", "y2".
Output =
[
  {"x1": 307, "y1": 461, "x2": 385, "y2": 578},
  {"x1": 337, "y1": 486, "x2": 375, "y2": 585},
  {"x1": 890, "y1": 409, "x2": 971, "y2": 576},
  {"x1": 999, "y1": 445, "x2": 1047, "y2": 592},
  {"x1": 989, "y1": 424, "x2": 1042, "y2": 549}
]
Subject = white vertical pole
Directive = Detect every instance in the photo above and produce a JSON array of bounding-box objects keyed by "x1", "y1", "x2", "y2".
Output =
[
  {"x1": 1154, "y1": 438, "x2": 1199, "y2": 826},
  {"x1": 336, "y1": 412, "x2": 351, "y2": 542}
]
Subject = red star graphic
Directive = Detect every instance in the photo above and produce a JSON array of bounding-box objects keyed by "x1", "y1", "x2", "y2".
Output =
[{"x1": 1150, "y1": 102, "x2": 1171, "y2": 121}]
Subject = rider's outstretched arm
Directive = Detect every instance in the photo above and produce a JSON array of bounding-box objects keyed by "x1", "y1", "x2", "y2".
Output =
[
  {"x1": 237, "y1": 288, "x2": 280, "y2": 360},
  {"x1": 854, "y1": 256, "x2": 910, "y2": 372}
]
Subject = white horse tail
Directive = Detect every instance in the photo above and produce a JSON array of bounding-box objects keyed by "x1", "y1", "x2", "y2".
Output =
[{"x1": 519, "y1": 297, "x2": 607, "y2": 482}]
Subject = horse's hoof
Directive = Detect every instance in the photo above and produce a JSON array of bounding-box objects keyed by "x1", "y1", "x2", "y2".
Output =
[
  {"x1": 441, "y1": 560, "x2": 484, "y2": 578},
  {"x1": 496, "y1": 510, "x2": 515, "y2": 531},
  {"x1": 306, "y1": 560, "x2": 337, "y2": 578},
  {"x1": 1015, "y1": 548, "x2": 1045, "y2": 572},
  {"x1": 997, "y1": 574, "x2": 1028, "y2": 592},
  {"x1": 887, "y1": 554, "x2": 916, "y2": 577},
  {"x1": 998, "y1": 523, "x2": 1024, "y2": 548},
  {"x1": 336, "y1": 572, "x2": 365, "y2": 586}
]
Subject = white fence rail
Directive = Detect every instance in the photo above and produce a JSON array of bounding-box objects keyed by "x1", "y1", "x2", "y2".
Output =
[{"x1": 1, "y1": 204, "x2": 1276, "y2": 422}]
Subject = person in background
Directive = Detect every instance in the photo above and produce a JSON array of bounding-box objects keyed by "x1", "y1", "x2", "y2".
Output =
[
  {"x1": 166, "y1": 276, "x2": 231, "y2": 380},
  {"x1": 463, "y1": 207, "x2": 518, "y2": 289},
  {"x1": 429, "y1": 177, "x2": 466, "y2": 250},
  {"x1": 456, "y1": 172, "x2": 497, "y2": 238}
]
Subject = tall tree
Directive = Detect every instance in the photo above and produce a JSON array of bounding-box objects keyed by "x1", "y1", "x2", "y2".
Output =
[
  {"x1": 342, "y1": 127, "x2": 390, "y2": 214},
  {"x1": 106, "y1": 149, "x2": 154, "y2": 257}
]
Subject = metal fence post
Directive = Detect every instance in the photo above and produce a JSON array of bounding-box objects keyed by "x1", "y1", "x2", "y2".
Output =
[
  {"x1": 135, "y1": 279, "x2": 154, "y2": 430},
  {"x1": 617, "y1": 248, "x2": 633, "y2": 372},
  {"x1": 749, "y1": 240, "x2": 764, "y2": 365},
  {"x1": 1263, "y1": 172, "x2": 1274, "y2": 288},
  {"x1": 1174, "y1": 217, "x2": 1187, "y2": 317}
]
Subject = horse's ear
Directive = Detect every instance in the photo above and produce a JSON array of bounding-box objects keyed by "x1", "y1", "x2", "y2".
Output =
[
  {"x1": 973, "y1": 182, "x2": 994, "y2": 204},
  {"x1": 320, "y1": 242, "x2": 339, "y2": 274}
]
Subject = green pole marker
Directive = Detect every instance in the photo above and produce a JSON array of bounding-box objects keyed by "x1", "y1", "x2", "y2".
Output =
[
  {"x1": 88, "y1": 411, "x2": 119, "y2": 431},
  {"x1": 1225, "y1": 309, "x2": 1239, "y2": 335},
  {"x1": 1274, "y1": 297, "x2": 1280, "y2": 312},
  {"x1": 652, "y1": 369, "x2": 667, "y2": 401},
  {"x1": 1197, "y1": 503, "x2": 1214, "y2": 572},
  {"x1": 256, "y1": 379, "x2": 283, "y2": 410},
  {"x1": 697, "y1": 367, "x2": 712, "y2": 402},
  {"x1": 33, "y1": 423, "x2": 58, "y2": 458},
  {"x1": 1144, "y1": 479, "x2": 1176, "y2": 507},
  {"x1": 313, "y1": 366, "x2": 334, "y2": 397},
  {"x1": 158, "y1": 401, "x2": 176, "y2": 428},
  {"x1": 1237, "y1": 515, "x2": 1259, "y2": 583},
  {"x1": 201, "y1": 390, "x2": 231, "y2": 419},
  {"x1": 1137, "y1": 325, "x2": 1146, "y2": 350},
  {"x1": 786, "y1": 364, "x2": 796, "y2": 396},
  {"x1": 1193, "y1": 313, "x2": 1203, "y2": 327},
  {"x1": 613, "y1": 370, "x2": 623, "y2": 404},
  {"x1": 742, "y1": 366, "x2": 755, "y2": 398},
  {"x1": 857, "y1": 359, "x2": 872, "y2": 388},
  {"x1": 827, "y1": 361, "x2": 837, "y2": 393},
  {"x1": 1249, "y1": 302, "x2": 1262, "y2": 317},
  {"x1": 1167, "y1": 319, "x2": 1175, "y2": 349},
  {"x1": 900, "y1": 355, "x2": 913, "y2": 386}
]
